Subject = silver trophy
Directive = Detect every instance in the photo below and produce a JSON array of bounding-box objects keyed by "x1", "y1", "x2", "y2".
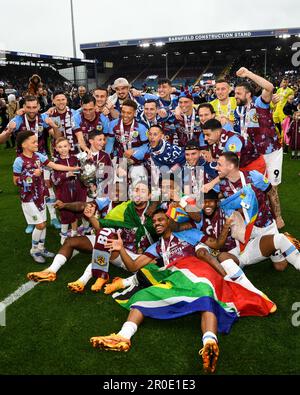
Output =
[{"x1": 76, "y1": 151, "x2": 97, "y2": 188}]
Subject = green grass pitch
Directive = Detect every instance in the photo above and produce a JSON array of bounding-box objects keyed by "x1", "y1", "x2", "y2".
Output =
[{"x1": 0, "y1": 145, "x2": 299, "y2": 375}]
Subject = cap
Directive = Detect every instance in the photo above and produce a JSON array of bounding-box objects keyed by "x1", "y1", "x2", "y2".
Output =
[
  {"x1": 179, "y1": 90, "x2": 194, "y2": 101},
  {"x1": 204, "y1": 189, "x2": 219, "y2": 200},
  {"x1": 112, "y1": 77, "x2": 131, "y2": 90},
  {"x1": 185, "y1": 140, "x2": 200, "y2": 151}
]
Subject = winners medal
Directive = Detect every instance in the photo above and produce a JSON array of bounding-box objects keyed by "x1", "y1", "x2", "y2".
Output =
[{"x1": 120, "y1": 134, "x2": 126, "y2": 144}]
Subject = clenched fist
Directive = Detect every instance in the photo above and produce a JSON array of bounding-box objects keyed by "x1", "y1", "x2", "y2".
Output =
[{"x1": 236, "y1": 67, "x2": 250, "y2": 78}]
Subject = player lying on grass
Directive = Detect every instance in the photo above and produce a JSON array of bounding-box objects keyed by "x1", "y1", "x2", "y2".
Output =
[
  {"x1": 103, "y1": 193, "x2": 234, "y2": 295},
  {"x1": 13, "y1": 131, "x2": 80, "y2": 263},
  {"x1": 90, "y1": 209, "x2": 276, "y2": 374}
]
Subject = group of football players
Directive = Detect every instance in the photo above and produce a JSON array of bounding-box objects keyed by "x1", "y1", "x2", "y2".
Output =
[{"x1": 1, "y1": 66, "x2": 300, "y2": 373}]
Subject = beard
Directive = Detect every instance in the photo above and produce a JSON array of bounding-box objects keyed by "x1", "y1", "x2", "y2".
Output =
[
  {"x1": 27, "y1": 113, "x2": 37, "y2": 120},
  {"x1": 237, "y1": 98, "x2": 247, "y2": 106}
]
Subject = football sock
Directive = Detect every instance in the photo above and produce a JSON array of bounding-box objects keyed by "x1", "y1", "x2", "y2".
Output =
[
  {"x1": 38, "y1": 228, "x2": 46, "y2": 250},
  {"x1": 81, "y1": 218, "x2": 90, "y2": 231},
  {"x1": 61, "y1": 226, "x2": 68, "y2": 241},
  {"x1": 202, "y1": 331, "x2": 218, "y2": 346},
  {"x1": 71, "y1": 230, "x2": 77, "y2": 237},
  {"x1": 60, "y1": 225, "x2": 69, "y2": 245},
  {"x1": 77, "y1": 263, "x2": 93, "y2": 285},
  {"x1": 270, "y1": 250, "x2": 285, "y2": 263},
  {"x1": 61, "y1": 224, "x2": 69, "y2": 235},
  {"x1": 123, "y1": 275, "x2": 138, "y2": 288},
  {"x1": 220, "y1": 258, "x2": 262, "y2": 294},
  {"x1": 46, "y1": 188, "x2": 57, "y2": 221},
  {"x1": 46, "y1": 254, "x2": 67, "y2": 273},
  {"x1": 118, "y1": 321, "x2": 138, "y2": 340},
  {"x1": 273, "y1": 233, "x2": 300, "y2": 270},
  {"x1": 31, "y1": 228, "x2": 43, "y2": 252}
]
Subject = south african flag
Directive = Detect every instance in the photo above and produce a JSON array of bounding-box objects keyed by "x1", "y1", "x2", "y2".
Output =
[{"x1": 113, "y1": 257, "x2": 276, "y2": 334}]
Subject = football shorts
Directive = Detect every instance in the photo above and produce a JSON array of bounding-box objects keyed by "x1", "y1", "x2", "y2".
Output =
[{"x1": 264, "y1": 148, "x2": 283, "y2": 186}]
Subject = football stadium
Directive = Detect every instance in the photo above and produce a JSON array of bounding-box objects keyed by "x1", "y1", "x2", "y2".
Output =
[{"x1": 1, "y1": 0, "x2": 300, "y2": 380}]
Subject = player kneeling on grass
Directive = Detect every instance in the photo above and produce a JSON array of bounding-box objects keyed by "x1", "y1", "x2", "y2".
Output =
[
  {"x1": 13, "y1": 131, "x2": 80, "y2": 263},
  {"x1": 195, "y1": 189, "x2": 300, "y2": 272},
  {"x1": 215, "y1": 152, "x2": 300, "y2": 271},
  {"x1": 26, "y1": 202, "x2": 114, "y2": 286},
  {"x1": 90, "y1": 209, "x2": 276, "y2": 374},
  {"x1": 26, "y1": 181, "x2": 157, "y2": 291},
  {"x1": 66, "y1": 180, "x2": 157, "y2": 293}
]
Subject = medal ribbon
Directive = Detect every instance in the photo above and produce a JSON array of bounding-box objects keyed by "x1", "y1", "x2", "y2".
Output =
[
  {"x1": 183, "y1": 109, "x2": 195, "y2": 140},
  {"x1": 217, "y1": 100, "x2": 232, "y2": 119},
  {"x1": 228, "y1": 171, "x2": 250, "y2": 223},
  {"x1": 25, "y1": 115, "x2": 39, "y2": 135},
  {"x1": 160, "y1": 234, "x2": 175, "y2": 267},
  {"x1": 236, "y1": 104, "x2": 251, "y2": 139},
  {"x1": 120, "y1": 120, "x2": 136, "y2": 151}
]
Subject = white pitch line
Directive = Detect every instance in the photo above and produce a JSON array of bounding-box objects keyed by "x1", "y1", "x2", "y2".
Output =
[
  {"x1": 0, "y1": 281, "x2": 38, "y2": 326},
  {"x1": 0, "y1": 281, "x2": 38, "y2": 307}
]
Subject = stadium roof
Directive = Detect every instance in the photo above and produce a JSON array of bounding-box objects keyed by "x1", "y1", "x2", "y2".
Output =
[
  {"x1": 0, "y1": 50, "x2": 96, "y2": 69},
  {"x1": 80, "y1": 27, "x2": 300, "y2": 51}
]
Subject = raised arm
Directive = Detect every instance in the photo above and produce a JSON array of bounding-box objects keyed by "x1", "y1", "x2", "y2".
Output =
[{"x1": 236, "y1": 67, "x2": 274, "y2": 103}]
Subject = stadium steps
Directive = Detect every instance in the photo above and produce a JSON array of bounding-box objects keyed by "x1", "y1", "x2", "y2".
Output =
[
  {"x1": 170, "y1": 60, "x2": 187, "y2": 82},
  {"x1": 130, "y1": 67, "x2": 150, "y2": 85},
  {"x1": 222, "y1": 55, "x2": 244, "y2": 80},
  {"x1": 219, "y1": 59, "x2": 236, "y2": 79},
  {"x1": 193, "y1": 59, "x2": 214, "y2": 85}
]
